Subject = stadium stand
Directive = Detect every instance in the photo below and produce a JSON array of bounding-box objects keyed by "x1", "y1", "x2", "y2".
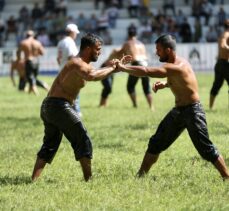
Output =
[{"x1": 0, "y1": 0, "x2": 229, "y2": 46}]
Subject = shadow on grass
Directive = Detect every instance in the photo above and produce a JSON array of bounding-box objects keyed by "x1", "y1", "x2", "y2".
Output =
[
  {"x1": 97, "y1": 142, "x2": 124, "y2": 149},
  {"x1": 0, "y1": 175, "x2": 32, "y2": 186},
  {"x1": 0, "y1": 116, "x2": 40, "y2": 124}
]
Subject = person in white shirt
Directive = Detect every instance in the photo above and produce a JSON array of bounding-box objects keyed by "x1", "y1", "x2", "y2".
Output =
[{"x1": 57, "y1": 23, "x2": 82, "y2": 116}]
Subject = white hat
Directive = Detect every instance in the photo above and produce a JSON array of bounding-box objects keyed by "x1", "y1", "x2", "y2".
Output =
[{"x1": 66, "y1": 23, "x2": 80, "y2": 34}]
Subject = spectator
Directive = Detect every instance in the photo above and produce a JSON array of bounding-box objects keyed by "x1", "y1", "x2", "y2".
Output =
[
  {"x1": 192, "y1": 0, "x2": 201, "y2": 17},
  {"x1": 76, "y1": 13, "x2": 87, "y2": 32},
  {"x1": 43, "y1": 0, "x2": 56, "y2": 14},
  {"x1": 206, "y1": 25, "x2": 218, "y2": 42},
  {"x1": 217, "y1": 6, "x2": 227, "y2": 27},
  {"x1": 128, "y1": 0, "x2": 140, "y2": 18},
  {"x1": 87, "y1": 14, "x2": 98, "y2": 33},
  {"x1": 139, "y1": 20, "x2": 152, "y2": 44},
  {"x1": 37, "y1": 27, "x2": 51, "y2": 46},
  {"x1": 193, "y1": 17, "x2": 202, "y2": 42},
  {"x1": 97, "y1": 9, "x2": 109, "y2": 34},
  {"x1": 199, "y1": 0, "x2": 213, "y2": 25},
  {"x1": 55, "y1": 0, "x2": 67, "y2": 16},
  {"x1": 179, "y1": 17, "x2": 192, "y2": 43},
  {"x1": 5, "y1": 15, "x2": 18, "y2": 41},
  {"x1": 162, "y1": 0, "x2": 176, "y2": 16},
  {"x1": 94, "y1": 0, "x2": 101, "y2": 9},
  {"x1": 106, "y1": 3, "x2": 119, "y2": 28},
  {"x1": 31, "y1": 2, "x2": 44, "y2": 23},
  {"x1": 175, "y1": 9, "x2": 186, "y2": 27}
]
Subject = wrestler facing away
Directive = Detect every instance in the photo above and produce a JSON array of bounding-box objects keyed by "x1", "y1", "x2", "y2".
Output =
[
  {"x1": 209, "y1": 19, "x2": 229, "y2": 109},
  {"x1": 117, "y1": 28, "x2": 153, "y2": 110},
  {"x1": 31, "y1": 33, "x2": 128, "y2": 182},
  {"x1": 17, "y1": 30, "x2": 49, "y2": 95},
  {"x1": 117, "y1": 34, "x2": 229, "y2": 180}
]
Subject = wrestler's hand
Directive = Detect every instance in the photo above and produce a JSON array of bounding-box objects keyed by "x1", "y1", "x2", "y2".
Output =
[
  {"x1": 152, "y1": 81, "x2": 168, "y2": 93},
  {"x1": 120, "y1": 55, "x2": 132, "y2": 65}
]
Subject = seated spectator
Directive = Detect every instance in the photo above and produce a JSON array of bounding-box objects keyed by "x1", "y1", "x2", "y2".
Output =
[
  {"x1": 199, "y1": 0, "x2": 213, "y2": 25},
  {"x1": 167, "y1": 18, "x2": 181, "y2": 41},
  {"x1": 179, "y1": 17, "x2": 192, "y2": 43},
  {"x1": 76, "y1": 13, "x2": 87, "y2": 32},
  {"x1": 31, "y1": 2, "x2": 44, "y2": 23},
  {"x1": 175, "y1": 9, "x2": 186, "y2": 27},
  {"x1": 43, "y1": 0, "x2": 56, "y2": 14},
  {"x1": 36, "y1": 27, "x2": 51, "y2": 46},
  {"x1": 97, "y1": 9, "x2": 109, "y2": 34},
  {"x1": 192, "y1": 0, "x2": 201, "y2": 17},
  {"x1": 5, "y1": 15, "x2": 18, "y2": 41},
  {"x1": 55, "y1": 0, "x2": 67, "y2": 16},
  {"x1": 106, "y1": 3, "x2": 119, "y2": 28},
  {"x1": 206, "y1": 25, "x2": 218, "y2": 42},
  {"x1": 18, "y1": 6, "x2": 30, "y2": 29},
  {"x1": 86, "y1": 14, "x2": 98, "y2": 33},
  {"x1": 162, "y1": 0, "x2": 176, "y2": 16},
  {"x1": 193, "y1": 17, "x2": 202, "y2": 42},
  {"x1": 217, "y1": 6, "x2": 227, "y2": 27},
  {"x1": 128, "y1": 0, "x2": 140, "y2": 18},
  {"x1": 138, "y1": 1, "x2": 150, "y2": 24},
  {"x1": 139, "y1": 20, "x2": 152, "y2": 44}
]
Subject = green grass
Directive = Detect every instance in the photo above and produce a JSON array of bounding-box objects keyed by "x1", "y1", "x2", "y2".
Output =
[{"x1": 0, "y1": 73, "x2": 229, "y2": 211}]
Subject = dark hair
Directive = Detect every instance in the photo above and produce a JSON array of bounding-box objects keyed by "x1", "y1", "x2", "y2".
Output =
[
  {"x1": 80, "y1": 33, "x2": 103, "y2": 51},
  {"x1": 224, "y1": 19, "x2": 229, "y2": 30},
  {"x1": 155, "y1": 34, "x2": 176, "y2": 51},
  {"x1": 128, "y1": 27, "x2": 137, "y2": 37}
]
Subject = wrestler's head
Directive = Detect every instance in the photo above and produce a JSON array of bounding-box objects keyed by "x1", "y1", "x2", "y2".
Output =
[
  {"x1": 26, "y1": 30, "x2": 35, "y2": 38},
  {"x1": 224, "y1": 19, "x2": 229, "y2": 30}
]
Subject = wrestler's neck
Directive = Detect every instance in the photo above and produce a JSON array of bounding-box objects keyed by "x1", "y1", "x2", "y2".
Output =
[
  {"x1": 128, "y1": 36, "x2": 137, "y2": 41},
  {"x1": 167, "y1": 51, "x2": 177, "y2": 63},
  {"x1": 77, "y1": 52, "x2": 90, "y2": 64}
]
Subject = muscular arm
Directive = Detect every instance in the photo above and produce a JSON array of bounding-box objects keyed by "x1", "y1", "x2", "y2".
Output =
[
  {"x1": 118, "y1": 63, "x2": 168, "y2": 78},
  {"x1": 219, "y1": 32, "x2": 229, "y2": 51},
  {"x1": 38, "y1": 43, "x2": 45, "y2": 56},
  {"x1": 84, "y1": 65, "x2": 116, "y2": 81}
]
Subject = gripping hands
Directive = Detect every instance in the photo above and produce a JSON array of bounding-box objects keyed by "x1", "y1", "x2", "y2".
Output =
[{"x1": 108, "y1": 55, "x2": 133, "y2": 72}]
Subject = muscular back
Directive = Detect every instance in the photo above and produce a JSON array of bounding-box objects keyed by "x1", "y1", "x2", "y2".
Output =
[
  {"x1": 19, "y1": 37, "x2": 44, "y2": 60},
  {"x1": 218, "y1": 31, "x2": 229, "y2": 60},
  {"x1": 122, "y1": 38, "x2": 147, "y2": 61}
]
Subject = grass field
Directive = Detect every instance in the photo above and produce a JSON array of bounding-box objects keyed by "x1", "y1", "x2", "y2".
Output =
[{"x1": 0, "y1": 73, "x2": 229, "y2": 211}]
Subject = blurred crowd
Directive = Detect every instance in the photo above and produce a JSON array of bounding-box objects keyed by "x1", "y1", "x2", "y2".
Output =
[{"x1": 0, "y1": 0, "x2": 228, "y2": 47}]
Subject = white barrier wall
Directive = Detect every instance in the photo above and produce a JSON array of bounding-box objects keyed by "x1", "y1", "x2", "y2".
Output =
[{"x1": 0, "y1": 43, "x2": 218, "y2": 76}]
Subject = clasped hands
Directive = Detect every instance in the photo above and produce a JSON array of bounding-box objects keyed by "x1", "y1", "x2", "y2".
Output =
[{"x1": 108, "y1": 55, "x2": 132, "y2": 72}]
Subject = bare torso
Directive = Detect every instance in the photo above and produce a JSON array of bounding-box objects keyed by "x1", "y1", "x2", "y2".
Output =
[
  {"x1": 165, "y1": 56, "x2": 200, "y2": 107},
  {"x1": 217, "y1": 30, "x2": 229, "y2": 60},
  {"x1": 19, "y1": 37, "x2": 44, "y2": 61},
  {"x1": 48, "y1": 57, "x2": 89, "y2": 104},
  {"x1": 122, "y1": 38, "x2": 147, "y2": 62}
]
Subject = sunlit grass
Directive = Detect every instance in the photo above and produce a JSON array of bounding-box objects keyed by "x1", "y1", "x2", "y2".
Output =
[{"x1": 0, "y1": 73, "x2": 228, "y2": 211}]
